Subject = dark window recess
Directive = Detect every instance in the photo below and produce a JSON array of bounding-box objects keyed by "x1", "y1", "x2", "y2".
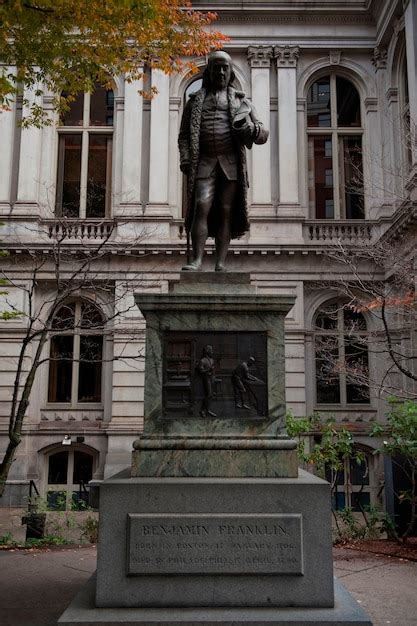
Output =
[
  {"x1": 48, "y1": 451, "x2": 69, "y2": 484},
  {"x1": 307, "y1": 76, "x2": 331, "y2": 127},
  {"x1": 86, "y1": 135, "x2": 111, "y2": 218},
  {"x1": 341, "y1": 135, "x2": 364, "y2": 219},
  {"x1": 90, "y1": 86, "x2": 114, "y2": 126},
  {"x1": 336, "y1": 77, "x2": 361, "y2": 127},
  {"x1": 73, "y1": 451, "x2": 94, "y2": 485},
  {"x1": 78, "y1": 335, "x2": 103, "y2": 402},
  {"x1": 48, "y1": 335, "x2": 74, "y2": 402},
  {"x1": 310, "y1": 136, "x2": 334, "y2": 219},
  {"x1": 61, "y1": 92, "x2": 84, "y2": 126},
  {"x1": 57, "y1": 135, "x2": 82, "y2": 217}
]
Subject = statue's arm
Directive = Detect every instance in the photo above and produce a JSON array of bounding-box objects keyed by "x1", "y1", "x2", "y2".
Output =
[
  {"x1": 178, "y1": 99, "x2": 192, "y2": 173},
  {"x1": 250, "y1": 103, "x2": 269, "y2": 145}
]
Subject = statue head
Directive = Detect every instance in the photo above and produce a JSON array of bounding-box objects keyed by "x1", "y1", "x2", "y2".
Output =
[{"x1": 203, "y1": 50, "x2": 236, "y2": 90}]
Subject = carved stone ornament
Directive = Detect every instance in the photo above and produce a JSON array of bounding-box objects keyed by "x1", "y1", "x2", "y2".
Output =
[
  {"x1": 274, "y1": 46, "x2": 300, "y2": 68},
  {"x1": 372, "y1": 46, "x2": 387, "y2": 71},
  {"x1": 329, "y1": 50, "x2": 341, "y2": 65},
  {"x1": 247, "y1": 46, "x2": 274, "y2": 68}
]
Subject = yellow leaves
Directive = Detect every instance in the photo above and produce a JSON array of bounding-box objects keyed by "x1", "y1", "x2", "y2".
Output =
[{"x1": 1, "y1": 0, "x2": 226, "y2": 125}]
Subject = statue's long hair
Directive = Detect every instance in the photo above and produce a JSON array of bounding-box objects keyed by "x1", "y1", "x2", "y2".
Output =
[{"x1": 202, "y1": 53, "x2": 238, "y2": 89}]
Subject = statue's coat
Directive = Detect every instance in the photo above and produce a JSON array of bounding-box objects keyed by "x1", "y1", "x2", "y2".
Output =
[{"x1": 178, "y1": 86, "x2": 269, "y2": 239}]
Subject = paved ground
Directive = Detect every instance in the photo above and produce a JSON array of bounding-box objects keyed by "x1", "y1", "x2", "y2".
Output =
[{"x1": 0, "y1": 544, "x2": 416, "y2": 626}]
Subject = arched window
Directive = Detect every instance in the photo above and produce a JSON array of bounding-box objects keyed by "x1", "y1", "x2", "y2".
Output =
[
  {"x1": 56, "y1": 85, "x2": 114, "y2": 218},
  {"x1": 45, "y1": 446, "x2": 95, "y2": 510},
  {"x1": 325, "y1": 449, "x2": 371, "y2": 512},
  {"x1": 314, "y1": 304, "x2": 370, "y2": 405},
  {"x1": 307, "y1": 74, "x2": 364, "y2": 219},
  {"x1": 48, "y1": 301, "x2": 104, "y2": 405}
]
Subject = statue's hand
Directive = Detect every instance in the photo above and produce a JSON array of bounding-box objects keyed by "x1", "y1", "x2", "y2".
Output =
[
  {"x1": 180, "y1": 162, "x2": 190, "y2": 175},
  {"x1": 233, "y1": 119, "x2": 255, "y2": 144}
]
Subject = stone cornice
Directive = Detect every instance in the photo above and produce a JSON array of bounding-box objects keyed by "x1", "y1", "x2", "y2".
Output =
[
  {"x1": 247, "y1": 46, "x2": 274, "y2": 68},
  {"x1": 274, "y1": 46, "x2": 300, "y2": 68}
]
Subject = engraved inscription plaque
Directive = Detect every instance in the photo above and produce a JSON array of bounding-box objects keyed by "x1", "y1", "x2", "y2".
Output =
[
  {"x1": 162, "y1": 331, "x2": 268, "y2": 419},
  {"x1": 127, "y1": 514, "x2": 303, "y2": 575}
]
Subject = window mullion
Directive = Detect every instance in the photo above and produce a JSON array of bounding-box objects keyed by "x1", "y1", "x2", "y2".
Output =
[
  {"x1": 330, "y1": 75, "x2": 341, "y2": 219},
  {"x1": 72, "y1": 303, "x2": 81, "y2": 405},
  {"x1": 66, "y1": 450, "x2": 75, "y2": 509},
  {"x1": 338, "y1": 310, "x2": 347, "y2": 405},
  {"x1": 79, "y1": 131, "x2": 89, "y2": 218}
]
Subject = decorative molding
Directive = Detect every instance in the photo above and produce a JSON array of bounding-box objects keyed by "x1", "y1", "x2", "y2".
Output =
[
  {"x1": 393, "y1": 15, "x2": 405, "y2": 36},
  {"x1": 386, "y1": 87, "x2": 399, "y2": 105},
  {"x1": 216, "y1": 14, "x2": 374, "y2": 26},
  {"x1": 247, "y1": 46, "x2": 274, "y2": 68},
  {"x1": 364, "y1": 97, "x2": 378, "y2": 113},
  {"x1": 371, "y1": 46, "x2": 387, "y2": 71},
  {"x1": 274, "y1": 46, "x2": 300, "y2": 68},
  {"x1": 329, "y1": 50, "x2": 341, "y2": 65}
]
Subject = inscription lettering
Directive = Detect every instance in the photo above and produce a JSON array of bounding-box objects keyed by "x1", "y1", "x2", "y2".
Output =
[{"x1": 127, "y1": 514, "x2": 303, "y2": 576}]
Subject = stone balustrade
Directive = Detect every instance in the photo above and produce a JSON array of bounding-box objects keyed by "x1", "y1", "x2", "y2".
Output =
[
  {"x1": 45, "y1": 219, "x2": 115, "y2": 241},
  {"x1": 304, "y1": 220, "x2": 374, "y2": 243}
]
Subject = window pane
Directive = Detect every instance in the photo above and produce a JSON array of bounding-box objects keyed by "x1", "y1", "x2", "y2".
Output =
[
  {"x1": 61, "y1": 92, "x2": 84, "y2": 126},
  {"x1": 52, "y1": 303, "x2": 75, "y2": 330},
  {"x1": 307, "y1": 77, "x2": 331, "y2": 127},
  {"x1": 80, "y1": 302, "x2": 103, "y2": 329},
  {"x1": 57, "y1": 135, "x2": 82, "y2": 217},
  {"x1": 345, "y1": 337, "x2": 370, "y2": 403},
  {"x1": 316, "y1": 336, "x2": 341, "y2": 403},
  {"x1": 86, "y1": 135, "x2": 111, "y2": 217},
  {"x1": 48, "y1": 451, "x2": 69, "y2": 484},
  {"x1": 351, "y1": 492, "x2": 370, "y2": 512},
  {"x1": 48, "y1": 335, "x2": 74, "y2": 402},
  {"x1": 185, "y1": 78, "x2": 202, "y2": 102},
  {"x1": 344, "y1": 309, "x2": 367, "y2": 332},
  {"x1": 90, "y1": 86, "x2": 114, "y2": 126},
  {"x1": 315, "y1": 307, "x2": 339, "y2": 330},
  {"x1": 73, "y1": 451, "x2": 94, "y2": 485},
  {"x1": 78, "y1": 336, "x2": 103, "y2": 402},
  {"x1": 340, "y1": 136, "x2": 364, "y2": 219},
  {"x1": 47, "y1": 490, "x2": 67, "y2": 511},
  {"x1": 332, "y1": 490, "x2": 346, "y2": 511},
  {"x1": 336, "y1": 77, "x2": 361, "y2": 127},
  {"x1": 308, "y1": 136, "x2": 334, "y2": 219},
  {"x1": 350, "y1": 457, "x2": 369, "y2": 486}
]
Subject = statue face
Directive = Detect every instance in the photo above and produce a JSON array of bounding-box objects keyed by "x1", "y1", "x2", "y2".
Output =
[{"x1": 208, "y1": 55, "x2": 231, "y2": 90}]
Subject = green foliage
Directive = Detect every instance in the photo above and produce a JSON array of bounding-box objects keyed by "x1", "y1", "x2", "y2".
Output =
[
  {"x1": 286, "y1": 412, "x2": 364, "y2": 478},
  {"x1": 0, "y1": 0, "x2": 226, "y2": 126},
  {"x1": 333, "y1": 505, "x2": 389, "y2": 543},
  {"x1": 82, "y1": 515, "x2": 99, "y2": 543},
  {"x1": 371, "y1": 399, "x2": 417, "y2": 541}
]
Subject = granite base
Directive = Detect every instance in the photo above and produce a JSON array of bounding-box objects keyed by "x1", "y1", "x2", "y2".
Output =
[
  {"x1": 58, "y1": 575, "x2": 372, "y2": 625},
  {"x1": 95, "y1": 471, "x2": 334, "y2": 608}
]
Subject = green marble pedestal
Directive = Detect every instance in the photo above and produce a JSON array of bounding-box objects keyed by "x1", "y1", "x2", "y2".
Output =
[{"x1": 132, "y1": 272, "x2": 298, "y2": 478}]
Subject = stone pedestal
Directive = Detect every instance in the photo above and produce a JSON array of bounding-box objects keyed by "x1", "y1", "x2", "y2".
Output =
[{"x1": 59, "y1": 273, "x2": 372, "y2": 625}]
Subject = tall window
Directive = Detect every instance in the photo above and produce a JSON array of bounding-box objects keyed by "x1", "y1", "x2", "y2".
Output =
[
  {"x1": 307, "y1": 75, "x2": 364, "y2": 219},
  {"x1": 314, "y1": 304, "x2": 370, "y2": 405},
  {"x1": 56, "y1": 85, "x2": 114, "y2": 218},
  {"x1": 48, "y1": 301, "x2": 104, "y2": 404}
]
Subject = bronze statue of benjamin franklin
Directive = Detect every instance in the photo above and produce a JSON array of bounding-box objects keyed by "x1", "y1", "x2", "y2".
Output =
[{"x1": 178, "y1": 51, "x2": 269, "y2": 271}]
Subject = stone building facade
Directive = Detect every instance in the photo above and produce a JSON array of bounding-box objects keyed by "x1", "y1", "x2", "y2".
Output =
[{"x1": 1, "y1": 0, "x2": 416, "y2": 515}]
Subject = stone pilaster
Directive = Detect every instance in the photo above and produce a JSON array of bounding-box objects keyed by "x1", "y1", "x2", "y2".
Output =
[
  {"x1": 146, "y1": 68, "x2": 171, "y2": 216},
  {"x1": 15, "y1": 84, "x2": 42, "y2": 215},
  {"x1": 247, "y1": 46, "x2": 273, "y2": 214},
  {"x1": 405, "y1": 0, "x2": 417, "y2": 189},
  {"x1": 275, "y1": 46, "x2": 302, "y2": 216},
  {"x1": 118, "y1": 75, "x2": 144, "y2": 216},
  {"x1": 0, "y1": 68, "x2": 16, "y2": 213}
]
